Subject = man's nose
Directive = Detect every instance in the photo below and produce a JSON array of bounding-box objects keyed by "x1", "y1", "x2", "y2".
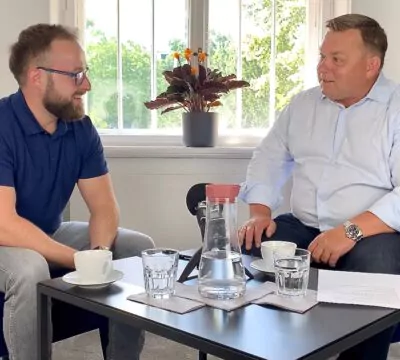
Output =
[
  {"x1": 318, "y1": 57, "x2": 331, "y2": 72},
  {"x1": 80, "y1": 76, "x2": 91, "y2": 92}
]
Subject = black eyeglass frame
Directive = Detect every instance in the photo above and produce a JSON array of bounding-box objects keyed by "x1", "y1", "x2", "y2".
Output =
[{"x1": 36, "y1": 66, "x2": 89, "y2": 86}]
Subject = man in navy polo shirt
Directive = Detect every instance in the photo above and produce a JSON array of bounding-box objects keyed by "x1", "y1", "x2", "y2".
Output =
[{"x1": 0, "y1": 24, "x2": 154, "y2": 359}]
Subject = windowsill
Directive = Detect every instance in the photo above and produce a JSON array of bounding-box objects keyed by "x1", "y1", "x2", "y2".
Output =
[
  {"x1": 104, "y1": 145, "x2": 255, "y2": 159},
  {"x1": 101, "y1": 134, "x2": 261, "y2": 159}
]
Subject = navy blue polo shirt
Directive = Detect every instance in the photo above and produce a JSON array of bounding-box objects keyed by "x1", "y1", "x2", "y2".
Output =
[{"x1": 0, "y1": 90, "x2": 108, "y2": 234}]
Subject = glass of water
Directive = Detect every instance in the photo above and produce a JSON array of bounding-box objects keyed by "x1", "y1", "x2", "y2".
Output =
[
  {"x1": 141, "y1": 248, "x2": 179, "y2": 299},
  {"x1": 273, "y1": 248, "x2": 310, "y2": 297}
]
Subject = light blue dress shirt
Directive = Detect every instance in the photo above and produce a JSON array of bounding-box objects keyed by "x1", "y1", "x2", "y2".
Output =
[{"x1": 239, "y1": 74, "x2": 400, "y2": 231}]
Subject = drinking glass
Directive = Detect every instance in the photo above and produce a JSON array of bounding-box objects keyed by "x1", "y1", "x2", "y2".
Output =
[
  {"x1": 142, "y1": 248, "x2": 179, "y2": 299},
  {"x1": 273, "y1": 248, "x2": 311, "y2": 296}
]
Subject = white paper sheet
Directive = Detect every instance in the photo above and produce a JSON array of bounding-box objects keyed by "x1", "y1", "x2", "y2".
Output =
[{"x1": 317, "y1": 270, "x2": 400, "y2": 309}]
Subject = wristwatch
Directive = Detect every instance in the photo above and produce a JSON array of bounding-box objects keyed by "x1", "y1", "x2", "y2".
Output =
[
  {"x1": 343, "y1": 221, "x2": 363, "y2": 243},
  {"x1": 93, "y1": 245, "x2": 110, "y2": 250}
]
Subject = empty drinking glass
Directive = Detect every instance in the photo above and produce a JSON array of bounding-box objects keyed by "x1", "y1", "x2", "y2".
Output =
[
  {"x1": 273, "y1": 248, "x2": 310, "y2": 296},
  {"x1": 142, "y1": 248, "x2": 179, "y2": 299}
]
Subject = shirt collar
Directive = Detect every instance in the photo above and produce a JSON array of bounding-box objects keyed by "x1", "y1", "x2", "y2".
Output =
[
  {"x1": 365, "y1": 72, "x2": 396, "y2": 103},
  {"x1": 320, "y1": 72, "x2": 396, "y2": 105},
  {"x1": 11, "y1": 89, "x2": 70, "y2": 137}
]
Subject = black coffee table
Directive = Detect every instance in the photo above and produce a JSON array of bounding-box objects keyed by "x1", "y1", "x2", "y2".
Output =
[{"x1": 37, "y1": 256, "x2": 400, "y2": 360}]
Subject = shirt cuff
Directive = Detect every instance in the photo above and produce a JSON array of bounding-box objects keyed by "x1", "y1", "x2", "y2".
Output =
[
  {"x1": 368, "y1": 191, "x2": 400, "y2": 232},
  {"x1": 238, "y1": 182, "x2": 281, "y2": 211}
]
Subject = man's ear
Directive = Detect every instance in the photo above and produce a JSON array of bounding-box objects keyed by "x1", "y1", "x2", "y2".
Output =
[
  {"x1": 366, "y1": 55, "x2": 381, "y2": 79},
  {"x1": 26, "y1": 66, "x2": 42, "y2": 87}
]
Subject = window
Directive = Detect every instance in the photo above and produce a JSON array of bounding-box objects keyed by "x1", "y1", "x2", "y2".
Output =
[
  {"x1": 207, "y1": 0, "x2": 307, "y2": 131},
  {"x1": 75, "y1": 0, "x2": 344, "y2": 141}
]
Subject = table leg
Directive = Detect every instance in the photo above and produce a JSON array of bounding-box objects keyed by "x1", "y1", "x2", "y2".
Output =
[{"x1": 37, "y1": 289, "x2": 52, "y2": 360}]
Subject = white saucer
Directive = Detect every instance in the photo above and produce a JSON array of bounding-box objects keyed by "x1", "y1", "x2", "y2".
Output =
[
  {"x1": 62, "y1": 270, "x2": 124, "y2": 289},
  {"x1": 250, "y1": 259, "x2": 275, "y2": 273}
]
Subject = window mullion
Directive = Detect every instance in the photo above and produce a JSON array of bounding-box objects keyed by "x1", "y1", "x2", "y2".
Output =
[
  {"x1": 333, "y1": 0, "x2": 351, "y2": 16},
  {"x1": 116, "y1": 0, "x2": 124, "y2": 130},
  {"x1": 150, "y1": 0, "x2": 157, "y2": 129},
  {"x1": 269, "y1": 0, "x2": 277, "y2": 125},
  {"x1": 322, "y1": 0, "x2": 335, "y2": 21},
  {"x1": 189, "y1": 0, "x2": 206, "y2": 51},
  {"x1": 305, "y1": 0, "x2": 320, "y2": 88},
  {"x1": 235, "y1": 0, "x2": 243, "y2": 130}
]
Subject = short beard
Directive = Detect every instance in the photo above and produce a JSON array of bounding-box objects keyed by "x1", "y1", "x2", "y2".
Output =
[{"x1": 43, "y1": 79, "x2": 85, "y2": 121}]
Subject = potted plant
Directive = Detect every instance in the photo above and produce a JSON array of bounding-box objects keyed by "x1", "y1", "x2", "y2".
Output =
[{"x1": 144, "y1": 48, "x2": 250, "y2": 147}]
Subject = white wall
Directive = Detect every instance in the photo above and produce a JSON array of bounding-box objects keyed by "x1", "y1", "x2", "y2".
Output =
[
  {"x1": 0, "y1": 0, "x2": 69, "y2": 96},
  {"x1": 70, "y1": 151, "x2": 260, "y2": 250},
  {"x1": 69, "y1": 150, "x2": 292, "y2": 250},
  {"x1": 0, "y1": 0, "x2": 50, "y2": 96},
  {"x1": 351, "y1": 0, "x2": 400, "y2": 82},
  {"x1": 1, "y1": 0, "x2": 400, "y2": 250},
  {"x1": 68, "y1": 145, "x2": 295, "y2": 250}
]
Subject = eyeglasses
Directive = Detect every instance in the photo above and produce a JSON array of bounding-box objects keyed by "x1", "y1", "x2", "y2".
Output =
[{"x1": 36, "y1": 67, "x2": 89, "y2": 86}]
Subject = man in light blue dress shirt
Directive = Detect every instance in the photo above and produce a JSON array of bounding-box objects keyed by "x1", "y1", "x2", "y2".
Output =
[{"x1": 239, "y1": 14, "x2": 400, "y2": 360}]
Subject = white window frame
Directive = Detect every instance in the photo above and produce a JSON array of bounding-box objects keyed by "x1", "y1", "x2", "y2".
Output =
[{"x1": 58, "y1": 0, "x2": 350, "y2": 148}]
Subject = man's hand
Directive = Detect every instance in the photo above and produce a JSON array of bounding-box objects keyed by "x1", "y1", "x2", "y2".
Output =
[
  {"x1": 238, "y1": 215, "x2": 277, "y2": 250},
  {"x1": 308, "y1": 226, "x2": 355, "y2": 267}
]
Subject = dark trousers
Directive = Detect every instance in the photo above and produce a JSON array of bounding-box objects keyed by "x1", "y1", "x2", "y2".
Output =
[{"x1": 242, "y1": 213, "x2": 400, "y2": 360}]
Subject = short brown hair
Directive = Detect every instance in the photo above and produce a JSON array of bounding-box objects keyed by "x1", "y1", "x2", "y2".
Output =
[
  {"x1": 9, "y1": 24, "x2": 78, "y2": 85},
  {"x1": 326, "y1": 14, "x2": 388, "y2": 69}
]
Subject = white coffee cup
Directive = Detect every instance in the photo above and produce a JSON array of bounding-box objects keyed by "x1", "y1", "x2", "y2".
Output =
[
  {"x1": 261, "y1": 241, "x2": 297, "y2": 269},
  {"x1": 74, "y1": 250, "x2": 113, "y2": 283}
]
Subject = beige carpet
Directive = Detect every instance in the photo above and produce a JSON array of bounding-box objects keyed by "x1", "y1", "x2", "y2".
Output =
[
  {"x1": 52, "y1": 329, "x2": 400, "y2": 360},
  {"x1": 52, "y1": 330, "x2": 221, "y2": 360},
  {"x1": 52, "y1": 330, "x2": 103, "y2": 360}
]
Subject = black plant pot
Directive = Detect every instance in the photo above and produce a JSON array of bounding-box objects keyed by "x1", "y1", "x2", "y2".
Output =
[{"x1": 182, "y1": 112, "x2": 218, "y2": 147}]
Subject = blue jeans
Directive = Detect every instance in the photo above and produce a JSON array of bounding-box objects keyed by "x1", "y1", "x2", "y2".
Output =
[{"x1": 242, "y1": 213, "x2": 400, "y2": 360}]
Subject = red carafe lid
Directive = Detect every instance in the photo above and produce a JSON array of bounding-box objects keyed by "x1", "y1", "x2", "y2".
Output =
[{"x1": 206, "y1": 184, "x2": 240, "y2": 203}]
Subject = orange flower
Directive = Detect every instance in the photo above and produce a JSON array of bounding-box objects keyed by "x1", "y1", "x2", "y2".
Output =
[
  {"x1": 184, "y1": 48, "x2": 192, "y2": 62},
  {"x1": 144, "y1": 46, "x2": 250, "y2": 114},
  {"x1": 209, "y1": 100, "x2": 222, "y2": 107},
  {"x1": 198, "y1": 52, "x2": 207, "y2": 63}
]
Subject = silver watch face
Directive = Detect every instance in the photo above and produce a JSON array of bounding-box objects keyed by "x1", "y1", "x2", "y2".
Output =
[{"x1": 346, "y1": 224, "x2": 361, "y2": 241}]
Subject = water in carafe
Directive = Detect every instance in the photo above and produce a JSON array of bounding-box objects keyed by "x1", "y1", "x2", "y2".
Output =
[{"x1": 198, "y1": 184, "x2": 246, "y2": 299}]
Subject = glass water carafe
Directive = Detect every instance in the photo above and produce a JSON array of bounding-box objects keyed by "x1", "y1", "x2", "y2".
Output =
[{"x1": 198, "y1": 184, "x2": 246, "y2": 299}]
